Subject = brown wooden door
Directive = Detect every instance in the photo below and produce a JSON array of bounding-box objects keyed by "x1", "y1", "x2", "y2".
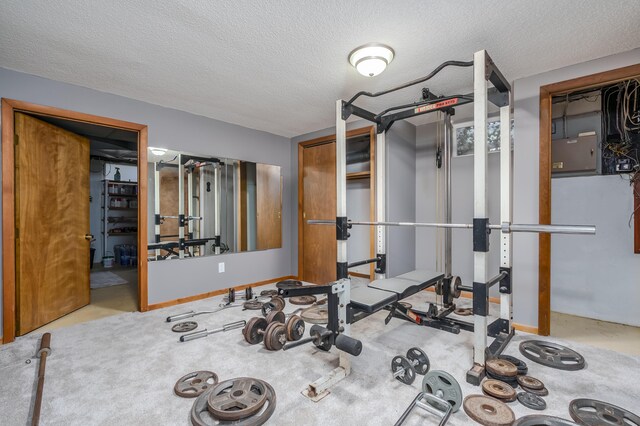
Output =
[
  {"x1": 14, "y1": 112, "x2": 91, "y2": 335},
  {"x1": 256, "y1": 164, "x2": 282, "y2": 250},
  {"x1": 301, "y1": 142, "x2": 336, "y2": 284}
]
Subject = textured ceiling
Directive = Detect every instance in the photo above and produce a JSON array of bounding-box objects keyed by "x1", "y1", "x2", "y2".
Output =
[{"x1": 1, "y1": 1, "x2": 639, "y2": 137}]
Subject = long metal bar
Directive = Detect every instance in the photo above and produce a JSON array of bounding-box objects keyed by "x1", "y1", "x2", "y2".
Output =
[
  {"x1": 375, "y1": 131, "x2": 387, "y2": 279},
  {"x1": 154, "y1": 162, "x2": 161, "y2": 258},
  {"x1": 187, "y1": 170, "x2": 194, "y2": 256},
  {"x1": 31, "y1": 333, "x2": 51, "y2": 426},
  {"x1": 500, "y1": 98, "x2": 514, "y2": 327},
  {"x1": 473, "y1": 50, "x2": 489, "y2": 367},
  {"x1": 507, "y1": 223, "x2": 595, "y2": 234},
  {"x1": 214, "y1": 164, "x2": 221, "y2": 254},
  {"x1": 443, "y1": 113, "x2": 453, "y2": 278},
  {"x1": 178, "y1": 155, "x2": 185, "y2": 259}
]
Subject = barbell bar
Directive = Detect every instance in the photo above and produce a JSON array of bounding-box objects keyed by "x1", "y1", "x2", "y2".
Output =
[{"x1": 307, "y1": 219, "x2": 595, "y2": 235}]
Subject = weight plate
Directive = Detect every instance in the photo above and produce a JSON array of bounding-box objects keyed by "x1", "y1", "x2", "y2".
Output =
[
  {"x1": 486, "y1": 358, "x2": 518, "y2": 377},
  {"x1": 498, "y1": 355, "x2": 528, "y2": 375},
  {"x1": 406, "y1": 347, "x2": 430, "y2": 375},
  {"x1": 243, "y1": 317, "x2": 268, "y2": 345},
  {"x1": 522, "y1": 386, "x2": 549, "y2": 397},
  {"x1": 519, "y1": 340, "x2": 585, "y2": 371},
  {"x1": 569, "y1": 398, "x2": 640, "y2": 426},
  {"x1": 300, "y1": 306, "x2": 328, "y2": 324},
  {"x1": 202, "y1": 378, "x2": 272, "y2": 423},
  {"x1": 260, "y1": 302, "x2": 275, "y2": 316},
  {"x1": 265, "y1": 310, "x2": 285, "y2": 324},
  {"x1": 482, "y1": 379, "x2": 516, "y2": 401},
  {"x1": 275, "y1": 279, "x2": 302, "y2": 290},
  {"x1": 260, "y1": 289, "x2": 278, "y2": 297},
  {"x1": 517, "y1": 375, "x2": 544, "y2": 390},
  {"x1": 450, "y1": 275, "x2": 462, "y2": 298},
  {"x1": 422, "y1": 370, "x2": 463, "y2": 413},
  {"x1": 517, "y1": 392, "x2": 547, "y2": 411},
  {"x1": 486, "y1": 370, "x2": 519, "y2": 388},
  {"x1": 513, "y1": 415, "x2": 578, "y2": 426},
  {"x1": 315, "y1": 298, "x2": 327, "y2": 305},
  {"x1": 310, "y1": 324, "x2": 331, "y2": 351},
  {"x1": 270, "y1": 296, "x2": 286, "y2": 312},
  {"x1": 243, "y1": 300, "x2": 263, "y2": 310},
  {"x1": 172, "y1": 321, "x2": 198, "y2": 333},
  {"x1": 399, "y1": 302, "x2": 412, "y2": 310},
  {"x1": 391, "y1": 355, "x2": 416, "y2": 385},
  {"x1": 289, "y1": 295, "x2": 317, "y2": 305},
  {"x1": 285, "y1": 315, "x2": 305, "y2": 341},
  {"x1": 263, "y1": 322, "x2": 287, "y2": 351},
  {"x1": 454, "y1": 307, "x2": 473, "y2": 316},
  {"x1": 463, "y1": 394, "x2": 515, "y2": 426},
  {"x1": 174, "y1": 370, "x2": 218, "y2": 398}
]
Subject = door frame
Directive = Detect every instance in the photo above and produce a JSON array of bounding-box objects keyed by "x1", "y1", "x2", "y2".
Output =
[
  {"x1": 2, "y1": 98, "x2": 149, "y2": 344},
  {"x1": 297, "y1": 125, "x2": 375, "y2": 281},
  {"x1": 538, "y1": 63, "x2": 640, "y2": 335}
]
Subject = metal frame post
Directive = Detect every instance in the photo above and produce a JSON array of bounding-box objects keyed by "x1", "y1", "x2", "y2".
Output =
[
  {"x1": 443, "y1": 113, "x2": 453, "y2": 279},
  {"x1": 499, "y1": 96, "x2": 513, "y2": 327},
  {"x1": 336, "y1": 100, "x2": 348, "y2": 280},
  {"x1": 153, "y1": 162, "x2": 161, "y2": 258},
  {"x1": 178, "y1": 155, "x2": 185, "y2": 259},
  {"x1": 214, "y1": 163, "x2": 221, "y2": 255},
  {"x1": 187, "y1": 168, "x2": 194, "y2": 256},
  {"x1": 375, "y1": 130, "x2": 387, "y2": 280}
]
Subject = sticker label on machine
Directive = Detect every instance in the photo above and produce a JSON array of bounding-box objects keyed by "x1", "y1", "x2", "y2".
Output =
[{"x1": 414, "y1": 98, "x2": 459, "y2": 114}]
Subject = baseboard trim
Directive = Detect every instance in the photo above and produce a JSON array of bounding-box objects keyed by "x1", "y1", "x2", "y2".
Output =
[
  {"x1": 147, "y1": 275, "x2": 296, "y2": 311},
  {"x1": 513, "y1": 323, "x2": 539, "y2": 334},
  {"x1": 349, "y1": 272, "x2": 371, "y2": 279},
  {"x1": 424, "y1": 287, "x2": 501, "y2": 304}
]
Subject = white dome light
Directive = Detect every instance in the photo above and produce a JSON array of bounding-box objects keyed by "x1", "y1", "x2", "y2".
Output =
[
  {"x1": 348, "y1": 43, "x2": 395, "y2": 77},
  {"x1": 149, "y1": 147, "x2": 168, "y2": 156}
]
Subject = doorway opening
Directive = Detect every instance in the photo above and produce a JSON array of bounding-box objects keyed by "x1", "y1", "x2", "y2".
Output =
[{"x1": 2, "y1": 99, "x2": 148, "y2": 344}]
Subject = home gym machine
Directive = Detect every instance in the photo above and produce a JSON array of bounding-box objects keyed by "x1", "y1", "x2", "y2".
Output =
[{"x1": 281, "y1": 50, "x2": 596, "y2": 399}]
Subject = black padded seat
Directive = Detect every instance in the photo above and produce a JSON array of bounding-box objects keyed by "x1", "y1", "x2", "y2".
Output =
[
  {"x1": 349, "y1": 285, "x2": 398, "y2": 313},
  {"x1": 370, "y1": 270, "x2": 443, "y2": 300},
  {"x1": 395, "y1": 269, "x2": 443, "y2": 284}
]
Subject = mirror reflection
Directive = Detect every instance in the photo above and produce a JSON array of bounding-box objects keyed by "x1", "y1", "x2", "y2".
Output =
[{"x1": 147, "y1": 149, "x2": 282, "y2": 260}]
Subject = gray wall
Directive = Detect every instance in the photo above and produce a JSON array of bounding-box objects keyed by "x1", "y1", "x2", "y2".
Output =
[
  {"x1": 291, "y1": 119, "x2": 417, "y2": 279},
  {"x1": 512, "y1": 48, "x2": 640, "y2": 328},
  {"x1": 0, "y1": 67, "x2": 293, "y2": 337}
]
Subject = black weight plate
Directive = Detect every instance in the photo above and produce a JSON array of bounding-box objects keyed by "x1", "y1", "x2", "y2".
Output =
[
  {"x1": 486, "y1": 370, "x2": 519, "y2": 388},
  {"x1": 265, "y1": 323, "x2": 287, "y2": 351},
  {"x1": 517, "y1": 375, "x2": 544, "y2": 390},
  {"x1": 569, "y1": 398, "x2": 640, "y2": 426},
  {"x1": 391, "y1": 355, "x2": 416, "y2": 385},
  {"x1": 522, "y1": 386, "x2": 549, "y2": 397},
  {"x1": 285, "y1": 315, "x2": 305, "y2": 341},
  {"x1": 172, "y1": 321, "x2": 198, "y2": 333},
  {"x1": 406, "y1": 347, "x2": 430, "y2": 375},
  {"x1": 174, "y1": 370, "x2": 218, "y2": 398},
  {"x1": 517, "y1": 391, "x2": 547, "y2": 410},
  {"x1": 261, "y1": 302, "x2": 276, "y2": 316},
  {"x1": 519, "y1": 340, "x2": 585, "y2": 371},
  {"x1": 310, "y1": 324, "x2": 331, "y2": 351},
  {"x1": 207, "y1": 378, "x2": 268, "y2": 421},
  {"x1": 513, "y1": 415, "x2": 579, "y2": 426},
  {"x1": 290, "y1": 295, "x2": 317, "y2": 305},
  {"x1": 498, "y1": 354, "x2": 528, "y2": 375},
  {"x1": 276, "y1": 279, "x2": 302, "y2": 290}
]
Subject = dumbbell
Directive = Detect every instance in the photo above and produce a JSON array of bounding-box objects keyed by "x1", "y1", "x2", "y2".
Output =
[
  {"x1": 260, "y1": 296, "x2": 286, "y2": 316},
  {"x1": 391, "y1": 347, "x2": 431, "y2": 385},
  {"x1": 242, "y1": 312, "x2": 305, "y2": 350},
  {"x1": 224, "y1": 287, "x2": 254, "y2": 303},
  {"x1": 282, "y1": 324, "x2": 363, "y2": 356}
]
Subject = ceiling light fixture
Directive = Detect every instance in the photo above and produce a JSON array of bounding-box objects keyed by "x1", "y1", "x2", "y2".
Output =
[
  {"x1": 149, "y1": 147, "x2": 168, "y2": 156},
  {"x1": 348, "y1": 43, "x2": 395, "y2": 77}
]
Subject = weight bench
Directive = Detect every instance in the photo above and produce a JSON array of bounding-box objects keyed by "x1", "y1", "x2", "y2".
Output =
[{"x1": 349, "y1": 270, "x2": 444, "y2": 315}]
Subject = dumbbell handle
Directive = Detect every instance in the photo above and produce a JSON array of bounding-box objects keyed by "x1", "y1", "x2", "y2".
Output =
[
  {"x1": 180, "y1": 320, "x2": 246, "y2": 342},
  {"x1": 282, "y1": 330, "x2": 332, "y2": 351}
]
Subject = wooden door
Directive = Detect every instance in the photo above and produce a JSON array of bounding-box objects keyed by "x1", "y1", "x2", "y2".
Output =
[
  {"x1": 256, "y1": 164, "x2": 282, "y2": 250},
  {"x1": 14, "y1": 113, "x2": 90, "y2": 335},
  {"x1": 301, "y1": 142, "x2": 336, "y2": 284}
]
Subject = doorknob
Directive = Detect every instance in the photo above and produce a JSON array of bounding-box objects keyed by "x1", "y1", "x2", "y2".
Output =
[{"x1": 85, "y1": 234, "x2": 94, "y2": 241}]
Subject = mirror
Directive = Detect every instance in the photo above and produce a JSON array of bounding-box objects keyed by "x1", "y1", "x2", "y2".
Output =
[{"x1": 147, "y1": 149, "x2": 282, "y2": 260}]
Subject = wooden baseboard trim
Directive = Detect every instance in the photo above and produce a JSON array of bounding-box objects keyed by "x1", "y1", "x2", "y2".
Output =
[
  {"x1": 349, "y1": 272, "x2": 371, "y2": 279},
  {"x1": 513, "y1": 323, "x2": 539, "y2": 334},
  {"x1": 424, "y1": 287, "x2": 501, "y2": 304},
  {"x1": 147, "y1": 275, "x2": 296, "y2": 311}
]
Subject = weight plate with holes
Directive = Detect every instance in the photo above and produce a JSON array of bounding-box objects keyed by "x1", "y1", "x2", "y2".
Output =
[
  {"x1": 270, "y1": 296, "x2": 286, "y2": 311},
  {"x1": 263, "y1": 322, "x2": 287, "y2": 351},
  {"x1": 276, "y1": 279, "x2": 302, "y2": 290},
  {"x1": 399, "y1": 302, "x2": 412, "y2": 310},
  {"x1": 265, "y1": 310, "x2": 285, "y2": 324},
  {"x1": 174, "y1": 371, "x2": 218, "y2": 398},
  {"x1": 482, "y1": 379, "x2": 517, "y2": 401},
  {"x1": 260, "y1": 302, "x2": 276, "y2": 316},
  {"x1": 172, "y1": 321, "x2": 198, "y2": 333},
  {"x1": 519, "y1": 340, "x2": 585, "y2": 371},
  {"x1": 243, "y1": 317, "x2": 268, "y2": 345},
  {"x1": 406, "y1": 347, "x2": 430, "y2": 375},
  {"x1": 422, "y1": 370, "x2": 463, "y2": 413},
  {"x1": 517, "y1": 392, "x2": 547, "y2": 411},
  {"x1": 285, "y1": 315, "x2": 305, "y2": 341},
  {"x1": 569, "y1": 398, "x2": 640, "y2": 426},
  {"x1": 485, "y1": 369, "x2": 519, "y2": 387},
  {"x1": 450, "y1": 275, "x2": 462, "y2": 298},
  {"x1": 463, "y1": 394, "x2": 515, "y2": 426},
  {"x1": 486, "y1": 358, "x2": 518, "y2": 377},
  {"x1": 260, "y1": 289, "x2": 278, "y2": 297},
  {"x1": 204, "y1": 377, "x2": 272, "y2": 423},
  {"x1": 300, "y1": 306, "x2": 328, "y2": 324},
  {"x1": 522, "y1": 386, "x2": 549, "y2": 397},
  {"x1": 513, "y1": 415, "x2": 579, "y2": 426},
  {"x1": 243, "y1": 300, "x2": 263, "y2": 310},
  {"x1": 391, "y1": 355, "x2": 416, "y2": 385},
  {"x1": 517, "y1": 375, "x2": 544, "y2": 390},
  {"x1": 498, "y1": 355, "x2": 528, "y2": 375},
  {"x1": 289, "y1": 295, "x2": 317, "y2": 305},
  {"x1": 310, "y1": 324, "x2": 332, "y2": 351},
  {"x1": 454, "y1": 307, "x2": 473, "y2": 316}
]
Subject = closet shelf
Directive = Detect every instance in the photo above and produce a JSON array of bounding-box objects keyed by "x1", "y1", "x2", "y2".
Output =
[{"x1": 346, "y1": 171, "x2": 370, "y2": 180}]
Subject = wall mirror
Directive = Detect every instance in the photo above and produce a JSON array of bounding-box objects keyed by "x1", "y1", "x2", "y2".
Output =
[{"x1": 147, "y1": 148, "x2": 282, "y2": 260}]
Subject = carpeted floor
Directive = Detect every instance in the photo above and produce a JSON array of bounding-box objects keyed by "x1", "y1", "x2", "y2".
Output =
[{"x1": 1, "y1": 283, "x2": 639, "y2": 425}]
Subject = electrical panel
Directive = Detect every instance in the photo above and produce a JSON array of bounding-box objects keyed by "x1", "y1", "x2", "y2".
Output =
[{"x1": 552, "y1": 133, "x2": 599, "y2": 175}]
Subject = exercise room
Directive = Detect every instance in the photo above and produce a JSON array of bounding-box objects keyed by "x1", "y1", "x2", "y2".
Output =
[{"x1": 0, "y1": 2, "x2": 638, "y2": 425}]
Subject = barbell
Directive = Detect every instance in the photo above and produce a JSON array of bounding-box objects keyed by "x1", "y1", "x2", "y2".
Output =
[{"x1": 307, "y1": 220, "x2": 595, "y2": 235}]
